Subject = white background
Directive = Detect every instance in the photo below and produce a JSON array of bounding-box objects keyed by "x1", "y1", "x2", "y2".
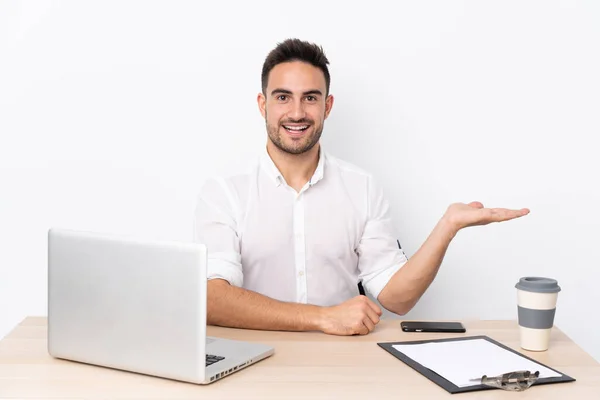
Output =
[{"x1": 1, "y1": 1, "x2": 599, "y2": 361}]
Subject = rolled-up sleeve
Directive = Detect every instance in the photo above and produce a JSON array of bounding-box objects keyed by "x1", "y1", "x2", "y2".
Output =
[
  {"x1": 357, "y1": 176, "x2": 408, "y2": 300},
  {"x1": 193, "y1": 178, "x2": 243, "y2": 287}
]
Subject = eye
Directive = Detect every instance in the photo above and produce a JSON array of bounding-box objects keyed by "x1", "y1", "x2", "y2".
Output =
[
  {"x1": 277, "y1": 95, "x2": 288, "y2": 101},
  {"x1": 305, "y1": 95, "x2": 317, "y2": 102}
]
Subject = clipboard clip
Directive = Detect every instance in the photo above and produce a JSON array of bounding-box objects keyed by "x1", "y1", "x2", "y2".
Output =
[{"x1": 470, "y1": 370, "x2": 540, "y2": 391}]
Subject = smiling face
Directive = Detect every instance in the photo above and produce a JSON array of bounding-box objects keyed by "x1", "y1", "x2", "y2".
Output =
[{"x1": 258, "y1": 61, "x2": 334, "y2": 155}]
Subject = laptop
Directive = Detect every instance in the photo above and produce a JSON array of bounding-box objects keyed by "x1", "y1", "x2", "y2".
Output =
[{"x1": 47, "y1": 228, "x2": 274, "y2": 384}]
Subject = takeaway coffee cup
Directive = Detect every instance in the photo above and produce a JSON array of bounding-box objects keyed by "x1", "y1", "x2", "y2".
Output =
[{"x1": 515, "y1": 277, "x2": 561, "y2": 351}]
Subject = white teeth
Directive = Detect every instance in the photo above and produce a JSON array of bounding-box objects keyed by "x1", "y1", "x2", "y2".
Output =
[{"x1": 284, "y1": 125, "x2": 308, "y2": 131}]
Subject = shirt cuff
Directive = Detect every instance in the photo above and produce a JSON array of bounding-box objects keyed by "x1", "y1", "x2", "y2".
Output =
[
  {"x1": 206, "y1": 252, "x2": 243, "y2": 287},
  {"x1": 362, "y1": 260, "x2": 407, "y2": 300}
]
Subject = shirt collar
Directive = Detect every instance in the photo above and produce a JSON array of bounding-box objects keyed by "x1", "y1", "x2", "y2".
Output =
[
  {"x1": 260, "y1": 145, "x2": 326, "y2": 188},
  {"x1": 310, "y1": 147, "x2": 325, "y2": 186}
]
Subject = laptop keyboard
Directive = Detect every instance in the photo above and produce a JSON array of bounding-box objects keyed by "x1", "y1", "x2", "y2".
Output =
[{"x1": 206, "y1": 354, "x2": 225, "y2": 367}]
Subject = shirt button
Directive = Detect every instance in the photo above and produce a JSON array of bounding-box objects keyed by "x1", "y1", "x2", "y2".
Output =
[{"x1": 298, "y1": 271, "x2": 304, "y2": 277}]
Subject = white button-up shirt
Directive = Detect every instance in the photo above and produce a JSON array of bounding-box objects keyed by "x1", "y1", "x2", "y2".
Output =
[{"x1": 194, "y1": 148, "x2": 408, "y2": 307}]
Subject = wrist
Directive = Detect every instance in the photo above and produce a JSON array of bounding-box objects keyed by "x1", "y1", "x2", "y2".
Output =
[
  {"x1": 304, "y1": 304, "x2": 328, "y2": 332},
  {"x1": 438, "y1": 215, "x2": 460, "y2": 240}
]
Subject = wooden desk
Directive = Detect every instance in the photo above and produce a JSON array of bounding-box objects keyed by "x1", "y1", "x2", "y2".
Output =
[{"x1": 1, "y1": 317, "x2": 599, "y2": 399}]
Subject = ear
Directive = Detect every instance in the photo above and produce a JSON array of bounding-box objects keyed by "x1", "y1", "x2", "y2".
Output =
[
  {"x1": 257, "y1": 92, "x2": 267, "y2": 119},
  {"x1": 324, "y1": 94, "x2": 334, "y2": 119}
]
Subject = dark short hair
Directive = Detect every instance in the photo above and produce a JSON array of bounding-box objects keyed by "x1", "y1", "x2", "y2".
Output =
[{"x1": 261, "y1": 38, "x2": 331, "y2": 95}]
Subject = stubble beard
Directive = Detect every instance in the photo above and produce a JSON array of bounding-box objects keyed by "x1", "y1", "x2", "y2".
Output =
[{"x1": 265, "y1": 114, "x2": 324, "y2": 155}]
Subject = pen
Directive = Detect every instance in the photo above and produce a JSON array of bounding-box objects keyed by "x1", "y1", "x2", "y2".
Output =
[{"x1": 470, "y1": 370, "x2": 539, "y2": 391}]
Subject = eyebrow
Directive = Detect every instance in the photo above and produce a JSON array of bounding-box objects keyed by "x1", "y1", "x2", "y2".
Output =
[{"x1": 270, "y1": 88, "x2": 323, "y2": 97}]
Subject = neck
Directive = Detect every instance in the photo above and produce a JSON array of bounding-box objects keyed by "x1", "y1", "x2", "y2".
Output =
[{"x1": 266, "y1": 141, "x2": 320, "y2": 191}]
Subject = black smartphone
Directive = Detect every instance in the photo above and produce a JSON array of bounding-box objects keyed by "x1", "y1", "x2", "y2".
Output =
[{"x1": 400, "y1": 321, "x2": 466, "y2": 333}]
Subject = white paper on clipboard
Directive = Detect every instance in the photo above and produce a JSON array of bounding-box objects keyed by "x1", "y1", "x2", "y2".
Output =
[{"x1": 392, "y1": 338, "x2": 562, "y2": 388}]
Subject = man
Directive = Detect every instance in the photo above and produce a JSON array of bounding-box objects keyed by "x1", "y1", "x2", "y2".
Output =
[{"x1": 194, "y1": 38, "x2": 529, "y2": 336}]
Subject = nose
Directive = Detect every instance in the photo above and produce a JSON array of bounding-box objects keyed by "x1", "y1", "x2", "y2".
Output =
[{"x1": 287, "y1": 99, "x2": 306, "y2": 121}]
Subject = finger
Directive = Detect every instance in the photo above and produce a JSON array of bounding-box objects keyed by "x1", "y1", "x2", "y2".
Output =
[
  {"x1": 468, "y1": 201, "x2": 484, "y2": 209},
  {"x1": 362, "y1": 316, "x2": 375, "y2": 333},
  {"x1": 364, "y1": 297, "x2": 383, "y2": 316},
  {"x1": 490, "y1": 208, "x2": 530, "y2": 221},
  {"x1": 364, "y1": 306, "x2": 380, "y2": 326},
  {"x1": 353, "y1": 322, "x2": 369, "y2": 335}
]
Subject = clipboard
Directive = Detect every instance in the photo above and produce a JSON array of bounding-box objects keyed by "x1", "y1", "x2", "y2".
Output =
[{"x1": 378, "y1": 335, "x2": 575, "y2": 394}]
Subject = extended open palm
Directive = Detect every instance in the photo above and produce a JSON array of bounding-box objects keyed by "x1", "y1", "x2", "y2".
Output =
[{"x1": 444, "y1": 201, "x2": 530, "y2": 231}]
